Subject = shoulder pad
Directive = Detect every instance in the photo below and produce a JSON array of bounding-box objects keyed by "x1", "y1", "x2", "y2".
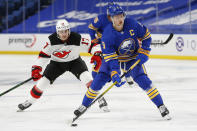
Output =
[
  {"x1": 48, "y1": 32, "x2": 64, "y2": 45},
  {"x1": 67, "y1": 32, "x2": 81, "y2": 46}
]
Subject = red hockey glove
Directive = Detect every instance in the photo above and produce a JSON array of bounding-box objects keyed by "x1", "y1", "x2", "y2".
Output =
[
  {"x1": 90, "y1": 51, "x2": 102, "y2": 71},
  {"x1": 91, "y1": 38, "x2": 99, "y2": 44},
  {"x1": 32, "y1": 65, "x2": 42, "y2": 81}
]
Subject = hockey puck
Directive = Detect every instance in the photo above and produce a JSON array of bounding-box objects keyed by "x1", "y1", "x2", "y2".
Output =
[{"x1": 71, "y1": 123, "x2": 78, "y2": 127}]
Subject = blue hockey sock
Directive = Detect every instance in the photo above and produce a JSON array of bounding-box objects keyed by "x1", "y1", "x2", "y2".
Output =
[
  {"x1": 146, "y1": 87, "x2": 163, "y2": 107},
  {"x1": 82, "y1": 87, "x2": 99, "y2": 107}
]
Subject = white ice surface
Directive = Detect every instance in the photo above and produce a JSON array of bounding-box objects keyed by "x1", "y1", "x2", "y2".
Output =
[{"x1": 0, "y1": 55, "x2": 197, "y2": 131}]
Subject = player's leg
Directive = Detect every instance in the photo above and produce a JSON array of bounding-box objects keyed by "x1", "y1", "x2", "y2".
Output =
[
  {"x1": 91, "y1": 58, "x2": 110, "y2": 111},
  {"x1": 73, "y1": 60, "x2": 111, "y2": 116},
  {"x1": 121, "y1": 62, "x2": 134, "y2": 87},
  {"x1": 125, "y1": 72, "x2": 134, "y2": 86},
  {"x1": 69, "y1": 57, "x2": 110, "y2": 112},
  {"x1": 18, "y1": 61, "x2": 66, "y2": 111},
  {"x1": 92, "y1": 70, "x2": 98, "y2": 79},
  {"x1": 74, "y1": 72, "x2": 111, "y2": 117},
  {"x1": 127, "y1": 61, "x2": 171, "y2": 120}
]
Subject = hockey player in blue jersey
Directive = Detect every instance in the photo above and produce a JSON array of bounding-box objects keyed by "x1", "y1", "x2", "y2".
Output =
[
  {"x1": 87, "y1": 3, "x2": 113, "y2": 112},
  {"x1": 89, "y1": 2, "x2": 134, "y2": 87},
  {"x1": 88, "y1": 2, "x2": 113, "y2": 79},
  {"x1": 74, "y1": 3, "x2": 171, "y2": 120}
]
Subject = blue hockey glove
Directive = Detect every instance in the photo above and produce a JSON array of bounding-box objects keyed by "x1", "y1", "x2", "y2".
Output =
[
  {"x1": 111, "y1": 71, "x2": 126, "y2": 87},
  {"x1": 136, "y1": 48, "x2": 150, "y2": 65}
]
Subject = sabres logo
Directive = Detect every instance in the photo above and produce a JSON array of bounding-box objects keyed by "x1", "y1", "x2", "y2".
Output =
[{"x1": 119, "y1": 38, "x2": 135, "y2": 55}]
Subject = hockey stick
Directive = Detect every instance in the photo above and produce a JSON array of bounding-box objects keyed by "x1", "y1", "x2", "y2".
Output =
[
  {"x1": 0, "y1": 77, "x2": 33, "y2": 97},
  {"x1": 70, "y1": 60, "x2": 140, "y2": 126},
  {"x1": 151, "y1": 33, "x2": 174, "y2": 45}
]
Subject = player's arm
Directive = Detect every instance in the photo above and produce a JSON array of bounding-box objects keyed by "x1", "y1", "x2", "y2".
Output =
[
  {"x1": 80, "y1": 36, "x2": 101, "y2": 54},
  {"x1": 101, "y1": 36, "x2": 125, "y2": 87},
  {"x1": 79, "y1": 36, "x2": 102, "y2": 72},
  {"x1": 32, "y1": 41, "x2": 52, "y2": 81},
  {"x1": 101, "y1": 39, "x2": 119, "y2": 73},
  {"x1": 88, "y1": 16, "x2": 102, "y2": 43},
  {"x1": 136, "y1": 22, "x2": 152, "y2": 65},
  {"x1": 34, "y1": 41, "x2": 52, "y2": 67}
]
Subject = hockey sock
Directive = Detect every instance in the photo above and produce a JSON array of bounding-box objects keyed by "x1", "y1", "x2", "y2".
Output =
[
  {"x1": 146, "y1": 86, "x2": 164, "y2": 107},
  {"x1": 79, "y1": 71, "x2": 92, "y2": 86},
  {"x1": 30, "y1": 85, "x2": 43, "y2": 99},
  {"x1": 82, "y1": 87, "x2": 99, "y2": 107},
  {"x1": 30, "y1": 77, "x2": 50, "y2": 100}
]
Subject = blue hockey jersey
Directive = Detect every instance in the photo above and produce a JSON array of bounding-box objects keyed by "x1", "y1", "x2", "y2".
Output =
[
  {"x1": 101, "y1": 17, "x2": 152, "y2": 72},
  {"x1": 88, "y1": 14, "x2": 111, "y2": 41}
]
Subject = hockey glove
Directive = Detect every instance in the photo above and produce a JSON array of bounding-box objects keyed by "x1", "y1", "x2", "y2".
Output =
[
  {"x1": 91, "y1": 38, "x2": 99, "y2": 44},
  {"x1": 32, "y1": 65, "x2": 42, "y2": 81},
  {"x1": 136, "y1": 48, "x2": 150, "y2": 65},
  {"x1": 111, "y1": 71, "x2": 126, "y2": 87},
  {"x1": 90, "y1": 51, "x2": 102, "y2": 71}
]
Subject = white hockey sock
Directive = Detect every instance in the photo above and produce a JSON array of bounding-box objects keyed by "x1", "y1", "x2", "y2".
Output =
[
  {"x1": 79, "y1": 71, "x2": 93, "y2": 88},
  {"x1": 28, "y1": 77, "x2": 50, "y2": 103}
]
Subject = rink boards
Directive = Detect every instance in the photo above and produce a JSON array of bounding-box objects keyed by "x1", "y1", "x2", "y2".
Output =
[{"x1": 0, "y1": 34, "x2": 197, "y2": 60}]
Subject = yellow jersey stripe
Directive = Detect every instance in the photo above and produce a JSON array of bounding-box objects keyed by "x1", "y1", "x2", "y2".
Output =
[
  {"x1": 143, "y1": 29, "x2": 149, "y2": 38},
  {"x1": 138, "y1": 48, "x2": 150, "y2": 55},
  {"x1": 105, "y1": 56, "x2": 119, "y2": 62},
  {"x1": 104, "y1": 54, "x2": 118, "y2": 60},
  {"x1": 143, "y1": 34, "x2": 151, "y2": 41},
  {"x1": 143, "y1": 31, "x2": 150, "y2": 38},
  {"x1": 88, "y1": 24, "x2": 98, "y2": 31},
  {"x1": 96, "y1": 31, "x2": 102, "y2": 38}
]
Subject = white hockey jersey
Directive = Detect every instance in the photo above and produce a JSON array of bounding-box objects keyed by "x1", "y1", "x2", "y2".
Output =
[{"x1": 35, "y1": 32, "x2": 100, "y2": 67}]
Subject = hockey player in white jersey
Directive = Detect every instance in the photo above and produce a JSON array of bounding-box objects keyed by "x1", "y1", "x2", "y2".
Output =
[{"x1": 18, "y1": 19, "x2": 109, "y2": 112}]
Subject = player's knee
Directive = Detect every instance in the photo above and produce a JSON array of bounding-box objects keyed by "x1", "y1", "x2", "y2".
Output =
[
  {"x1": 92, "y1": 71, "x2": 98, "y2": 79},
  {"x1": 42, "y1": 74, "x2": 55, "y2": 84},
  {"x1": 37, "y1": 76, "x2": 51, "y2": 88},
  {"x1": 134, "y1": 74, "x2": 152, "y2": 90},
  {"x1": 79, "y1": 71, "x2": 92, "y2": 85},
  {"x1": 91, "y1": 72, "x2": 111, "y2": 91}
]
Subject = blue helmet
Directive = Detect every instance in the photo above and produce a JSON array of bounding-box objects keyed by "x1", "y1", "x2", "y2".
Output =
[{"x1": 107, "y1": 2, "x2": 125, "y2": 17}]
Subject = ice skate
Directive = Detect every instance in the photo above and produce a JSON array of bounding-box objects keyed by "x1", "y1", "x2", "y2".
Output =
[
  {"x1": 17, "y1": 100, "x2": 32, "y2": 112},
  {"x1": 125, "y1": 77, "x2": 134, "y2": 87},
  {"x1": 158, "y1": 104, "x2": 171, "y2": 120},
  {"x1": 98, "y1": 97, "x2": 110, "y2": 112},
  {"x1": 74, "y1": 105, "x2": 87, "y2": 117}
]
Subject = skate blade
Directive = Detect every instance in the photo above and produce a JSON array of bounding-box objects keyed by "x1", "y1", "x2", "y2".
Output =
[
  {"x1": 17, "y1": 109, "x2": 24, "y2": 112},
  {"x1": 67, "y1": 118, "x2": 78, "y2": 127},
  {"x1": 163, "y1": 115, "x2": 172, "y2": 120},
  {"x1": 101, "y1": 106, "x2": 110, "y2": 112}
]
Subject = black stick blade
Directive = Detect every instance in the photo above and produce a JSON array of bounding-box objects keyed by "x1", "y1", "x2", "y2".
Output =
[{"x1": 151, "y1": 33, "x2": 174, "y2": 45}]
